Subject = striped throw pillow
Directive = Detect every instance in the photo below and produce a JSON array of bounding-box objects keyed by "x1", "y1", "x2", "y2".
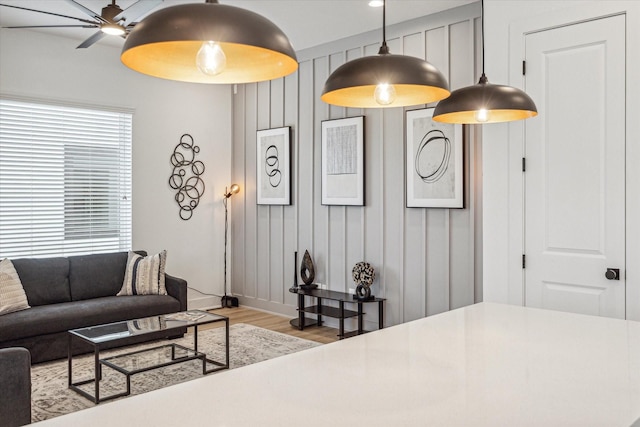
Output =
[
  {"x1": 117, "y1": 250, "x2": 167, "y2": 296},
  {"x1": 0, "y1": 258, "x2": 31, "y2": 315}
]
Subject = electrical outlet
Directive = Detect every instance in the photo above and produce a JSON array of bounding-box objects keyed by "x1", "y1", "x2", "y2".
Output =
[
  {"x1": 318, "y1": 283, "x2": 327, "y2": 290},
  {"x1": 349, "y1": 288, "x2": 355, "y2": 294}
]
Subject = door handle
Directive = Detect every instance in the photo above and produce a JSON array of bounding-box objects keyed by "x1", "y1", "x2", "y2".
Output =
[{"x1": 605, "y1": 268, "x2": 620, "y2": 280}]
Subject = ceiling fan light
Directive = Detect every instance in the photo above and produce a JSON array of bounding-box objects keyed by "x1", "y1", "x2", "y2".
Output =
[
  {"x1": 121, "y1": 1, "x2": 298, "y2": 84},
  {"x1": 101, "y1": 23, "x2": 125, "y2": 36},
  {"x1": 321, "y1": 53, "x2": 450, "y2": 108},
  {"x1": 432, "y1": 75, "x2": 538, "y2": 124}
]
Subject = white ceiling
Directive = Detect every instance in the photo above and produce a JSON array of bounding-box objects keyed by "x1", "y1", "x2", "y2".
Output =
[{"x1": 0, "y1": 0, "x2": 475, "y2": 51}]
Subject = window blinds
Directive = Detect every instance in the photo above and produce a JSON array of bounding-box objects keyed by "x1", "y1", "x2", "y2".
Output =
[{"x1": 0, "y1": 98, "x2": 132, "y2": 258}]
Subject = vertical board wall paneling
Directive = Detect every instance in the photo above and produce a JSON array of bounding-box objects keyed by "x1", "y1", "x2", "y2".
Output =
[
  {"x1": 473, "y1": 16, "x2": 484, "y2": 303},
  {"x1": 345, "y1": 47, "x2": 366, "y2": 295},
  {"x1": 425, "y1": 24, "x2": 450, "y2": 316},
  {"x1": 448, "y1": 19, "x2": 476, "y2": 310},
  {"x1": 313, "y1": 56, "x2": 329, "y2": 285},
  {"x1": 231, "y1": 3, "x2": 481, "y2": 328},
  {"x1": 231, "y1": 84, "x2": 246, "y2": 297},
  {"x1": 243, "y1": 83, "x2": 258, "y2": 300},
  {"x1": 283, "y1": 70, "x2": 299, "y2": 306},
  {"x1": 297, "y1": 59, "x2": 314, "y2": 294},
  {"x1": 256, "y1": 81, "x2": 271, "y2": 301},
  {"x1": 268, "y1": 78, "x2": 285, "y2": 304},
  {"x1": 403, "y1": 30, "x2": 427, "y2": 322},
  {"x1": 326, "y1": 52, "x2": 345, "y2": 293},
  {"x1": 382, "y1": 87, "x2": 405, "y2": 326}
]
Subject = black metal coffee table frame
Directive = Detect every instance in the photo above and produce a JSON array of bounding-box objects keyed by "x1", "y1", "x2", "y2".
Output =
[{"x1": 68, "y1": 311, "x2": 229, "y2": 404}]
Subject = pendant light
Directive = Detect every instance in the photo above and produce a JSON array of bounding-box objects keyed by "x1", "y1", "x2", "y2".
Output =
[
  {"x1": 321, "y1": 0, "x2": 449, "y2": 108},
  {"x1": 121, "y1": 0, "x2": 298, "y2": 84},
  {"x1": 432, "y1": 0, "x2": 537, "y2": 124}
]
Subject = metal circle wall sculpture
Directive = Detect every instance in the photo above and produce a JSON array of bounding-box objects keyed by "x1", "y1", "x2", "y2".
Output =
[{"x1": 169, "y1": 134, "x2": 205, "y2": 220}]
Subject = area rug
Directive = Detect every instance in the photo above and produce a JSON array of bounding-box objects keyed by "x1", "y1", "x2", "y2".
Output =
[{"x1": 30, "y1": 323, "x2": 320, "y2": 422}]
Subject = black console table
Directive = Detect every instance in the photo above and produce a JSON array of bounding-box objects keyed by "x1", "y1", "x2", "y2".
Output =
[{"x1": 289, "y1": 287, "x2": 385, "y2": 339}]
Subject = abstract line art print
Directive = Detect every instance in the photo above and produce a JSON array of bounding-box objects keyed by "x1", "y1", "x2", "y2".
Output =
[
  {"x1": 406, "y1": 108, "x2": 463, "y2": 208},
  {"x1": 321, "y1": 116, "x2": 365, "y2": 206},
  {"x1": 257, "y1": 126, "x2": 291, "y2": 205}
]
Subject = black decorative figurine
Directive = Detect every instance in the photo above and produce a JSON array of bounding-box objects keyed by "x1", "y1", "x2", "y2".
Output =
[
  {"x1": 352, "y1": 262, "x2": 375, "y2": 301},
  {"x1": 299, "y1": 250, "x2": 317, "y2": 290}
]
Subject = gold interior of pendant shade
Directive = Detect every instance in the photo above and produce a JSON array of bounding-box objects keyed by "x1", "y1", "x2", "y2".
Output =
[
  {"x1": 121, "y1": 1, "x2": 298, "y2": 84},
  {"x1": 121, "y1": 42, "x2": 298, "y2": 84},
  {"x1": 433, "y1": 108, "x2": 537, "y2": 124},
  {"x1": 322, "y1": 84, "x2": 450, "y2": 109}
]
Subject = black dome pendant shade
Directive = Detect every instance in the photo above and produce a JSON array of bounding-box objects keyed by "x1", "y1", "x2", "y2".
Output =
[
  {"x1": 433, "y1": 73, "x2": 538, "y2": 123},
  {"x1": 433, "y1": 0, "x2": 537, "y2": 123},
  {"x1": 321, "y1": 1, "x2": 449, "y2": 108},
  {"x1": 121, "y1": 0, "x2": 298, "y2": 84}
]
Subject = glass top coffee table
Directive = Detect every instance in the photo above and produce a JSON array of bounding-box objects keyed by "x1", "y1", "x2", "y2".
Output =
[{"x1": 68, "y1": 310, "x2": 228, "y2": 404}]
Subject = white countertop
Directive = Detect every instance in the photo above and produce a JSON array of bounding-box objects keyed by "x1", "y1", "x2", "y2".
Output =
[{"x1": 35, "y1": 303, "x2": 640, "y2": 426}]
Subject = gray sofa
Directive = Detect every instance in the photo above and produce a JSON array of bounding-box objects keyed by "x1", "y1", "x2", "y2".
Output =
[
  {"x1": 0, "y1": 348, "x2": 31, "y2": 426},
  {"x1": 0, "y1": 251, "x2": 187, "y2": 364}
]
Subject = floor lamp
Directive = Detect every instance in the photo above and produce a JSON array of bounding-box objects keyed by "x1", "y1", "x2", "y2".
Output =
[{"x1": 222, "y1": 184, "x2": 240, "y2": 307}]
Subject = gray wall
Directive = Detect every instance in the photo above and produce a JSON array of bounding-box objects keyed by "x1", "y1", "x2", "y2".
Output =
[{"x1": 230, "y1": 3, "x2": 482, "y2": 328}]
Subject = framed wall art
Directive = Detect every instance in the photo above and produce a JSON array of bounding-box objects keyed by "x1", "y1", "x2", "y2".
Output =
[
  {"x1": 406, "y1": 108, "x2": 463, "y2": 208},
  {"x1": 321, "y1": 116, "x2": 365, "y2": 206},
  {"x1": 256, "y1": 126, "x2": 291, "y2": 205}
]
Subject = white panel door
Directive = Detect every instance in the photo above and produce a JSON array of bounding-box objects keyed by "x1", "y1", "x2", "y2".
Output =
[{"x1": 524, "y1": 15, "x2": 626, "y2": 318}]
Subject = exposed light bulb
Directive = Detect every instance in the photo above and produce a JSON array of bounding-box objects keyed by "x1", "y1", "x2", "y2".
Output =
[
  {"x1": 475, "y1": 108, "x2": 489, "y2": 123},
  {"x1": 374, "y1": 83, "x2": 396, "y2": 106},
  {"x1": 224, "y1": 184, "x2": 240, "y2": 198},
  {"x1": 196, "y1": 41, "x2": 227, "y2": 76}
]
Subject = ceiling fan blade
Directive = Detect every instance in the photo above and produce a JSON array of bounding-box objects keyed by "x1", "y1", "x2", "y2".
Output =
[
  {"x1": 114, "y1": 0, "x2": 163, "y2": 26},
  {"x1": 0, "y1": 3, "x2": 97, "y2": 25},
  {"x1": 64, "y1": 0, "x2": 107, "y2": 24},
  {"x1": 4, "y1": 24, "x2": 97, "y2": 29},
  {"x1": 76, "y1": 30, "x2": 107, "y2": 49}
]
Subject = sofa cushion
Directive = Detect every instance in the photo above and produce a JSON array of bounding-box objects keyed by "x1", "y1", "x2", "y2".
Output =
[
  {"x1": 0, "y1": 295, "x2": 181, "y2": 342},
  {"x1": 117, "y1": 250, "x2": 167, "y2": 296},
  {"x1": 0, "y1": 259, "x2": 31, "y2": 315},
  {"x1": 12, "y1": 257, "x2": 71, "y2": 306},
  {"x1": 68, "y1": 252, "x2": 133, "y2": 301}
]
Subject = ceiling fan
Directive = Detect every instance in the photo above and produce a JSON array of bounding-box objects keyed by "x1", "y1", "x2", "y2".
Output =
[{"x1": 0, "y1": 0, "x2": 163, "y2": 48}]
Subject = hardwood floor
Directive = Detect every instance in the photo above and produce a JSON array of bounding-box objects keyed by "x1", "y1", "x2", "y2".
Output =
[{"x1": 200, "y1": 306, "x2": 339, "y2": 345}]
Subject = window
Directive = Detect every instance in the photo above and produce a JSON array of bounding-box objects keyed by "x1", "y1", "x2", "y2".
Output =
[{"x1": 0, "y1": 98, "x2": 132, "y2": 258}]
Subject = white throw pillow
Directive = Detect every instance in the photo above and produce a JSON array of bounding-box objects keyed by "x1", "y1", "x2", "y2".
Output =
[
  {"x1": 117, "y1": 250, "x2": 167, "y2": 296},
  {"x1": 0, "y1": 258, "x2": 31, "y2": 315}
]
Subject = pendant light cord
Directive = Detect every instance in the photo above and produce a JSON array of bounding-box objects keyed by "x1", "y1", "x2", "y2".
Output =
[
  {"x1": 480, "y1": 0, "x2": 487, "y2": 82},
  {"x1": 378, "y1": 0, "x2": 389, "y2": 54},
  {"x1": 383, "y1": 0, "x2": 386, "y2": 44}
]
